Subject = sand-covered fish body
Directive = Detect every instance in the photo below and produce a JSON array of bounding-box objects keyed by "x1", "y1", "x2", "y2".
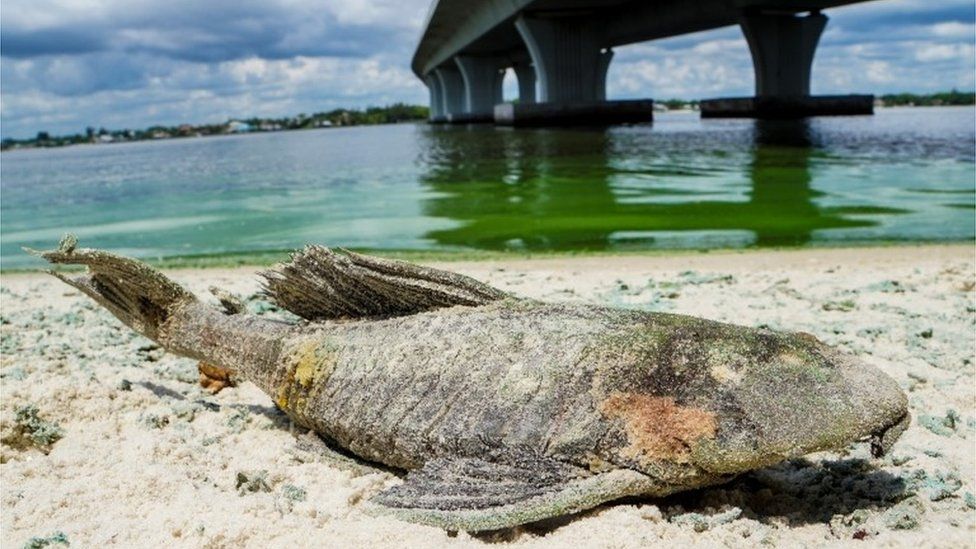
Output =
[{"x1": 33, "y1": 238, "x2": 909, "y2": 532}]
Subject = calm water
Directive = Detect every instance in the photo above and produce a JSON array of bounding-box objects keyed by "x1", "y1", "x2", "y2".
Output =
[{"x1": 2, "y1": 107, "x2": 974, "y2": 268}]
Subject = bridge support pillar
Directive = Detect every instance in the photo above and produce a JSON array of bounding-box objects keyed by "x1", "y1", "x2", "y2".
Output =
[
  {"x1": 424, "y1": 74, "x2": 446, "y2": 123},
  {"x1": 498, "y1": 14, "x2": 652, "y2": 126},
  {"x1": 433, "y1": 65, "x2": 466, "y2": 123},
  {"x1": 515, "y1": 14, "x2": 612, "y2": 103},
  {"x1": 701, "y1": 11, "x2": 873, "y2": 119},
  {"x1": 745, "y1": 11, "x2": 825, "y2": 98},
  {"x1": 454, "y1": 55, "x2": 504, "y2": 123}
]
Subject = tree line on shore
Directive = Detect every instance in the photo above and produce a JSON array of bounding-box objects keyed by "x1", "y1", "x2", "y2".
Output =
[
  {"x1": 3, "y1": 91, "x2": 973, "y2": 151},
  {"x1": 1, "y1": 103, "x2": 429, "y2": 151},
  {"x1": 875, "y1": 90, "x2": 975, "y2": 107}
]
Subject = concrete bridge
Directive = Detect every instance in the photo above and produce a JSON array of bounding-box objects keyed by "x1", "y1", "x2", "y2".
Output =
[{"x1": 412, "y1": 0, "x2": 877, "y2": 125}]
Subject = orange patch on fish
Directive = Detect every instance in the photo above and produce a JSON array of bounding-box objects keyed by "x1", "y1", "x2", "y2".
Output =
[
  {"x1": 198, "y1": 361, "x2": 235, "y2": 394},
  {"x1": 600, "y1": 392, "x2": 717, "y2": 464}
]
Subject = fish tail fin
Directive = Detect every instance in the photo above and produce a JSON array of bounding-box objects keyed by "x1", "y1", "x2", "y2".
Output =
[{"x1": 26, "y1": 235, "x2": 197, "y2": 341}]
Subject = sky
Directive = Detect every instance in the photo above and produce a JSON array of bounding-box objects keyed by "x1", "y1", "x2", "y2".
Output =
[{"x1": 1, "y1": 0, "x2": 973, "y2": 138}]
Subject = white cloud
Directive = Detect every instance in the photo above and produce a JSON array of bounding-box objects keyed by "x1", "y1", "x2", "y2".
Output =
[
  {"x1": 864, "y1": 61, "x2": 894, "y2": 84},
  {"x1": 607, "y1": 31, "x2": 754, "y2": 99},
  {"x1": 691, "y1": 39, "x2": 745, "y2": 55},
  {"x1": 930, "y1": 21, "x2": 975, "y2": 37},
  {"x1": 1, "y1": 54, "x2": 426, "y2": 134},
  {"x1": 915, "y1": 43, "x2": 975, "y2": 62},
  {"x1": 1, "y1": 0, "x2": 973, "y2": 137}
]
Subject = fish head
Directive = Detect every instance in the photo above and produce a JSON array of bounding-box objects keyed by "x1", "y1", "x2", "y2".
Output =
[{"x1": 594, "y1": 315, "x2": 909, "y2": 480}]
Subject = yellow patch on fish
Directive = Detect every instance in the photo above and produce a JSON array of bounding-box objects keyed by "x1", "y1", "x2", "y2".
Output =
[
  {"x1": 293, "y1": 339, "x2": 328, "y2": 387},
  {"x1": 775, "y1": 350, "x2": 830, "y2": 382},
  {"x1": 709, "y1": 363, "x2": 743, "y2": 384},
  {"x1": 600, "y1": 392, "x2": 717, "y2": 464},
  {"x1": 276, "y1": 337, "x2": 338, "y2": 413}
]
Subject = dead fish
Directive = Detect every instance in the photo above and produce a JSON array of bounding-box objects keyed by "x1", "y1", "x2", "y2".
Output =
[{"x1": 30, "y1": 236, "x2": 909, "y2": 532}]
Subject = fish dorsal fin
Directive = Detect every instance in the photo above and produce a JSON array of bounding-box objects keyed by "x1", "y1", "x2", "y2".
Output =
[{"x1": 260, "y1": 245, "x2": 507, "y2": 320}]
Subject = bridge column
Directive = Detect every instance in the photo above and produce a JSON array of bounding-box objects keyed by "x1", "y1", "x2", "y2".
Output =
[
  {"x1": 496, "y1": 13, "x2": 652, "y2": 126},
  {"x1": 433, "y1": 65, "x2": 465, "y2": 122},
  {"x1": 700, "y1": 10, "x2": 873, "y2": 119},
  {"x1": 454, "y1": 55, "x2": 504, "y2": 123},
  {"x1": 424, "y1": 74, "x2": 445, "y2": 123},
  {"x1": 743, "y1": 11, "x2": 825, "y2": 98},
  {"x1": 512, "y1": 62, "x2": 536, "y2": 104},
  {"x1": 514, "y1": 14, "x2": 612, "y2": 103}
]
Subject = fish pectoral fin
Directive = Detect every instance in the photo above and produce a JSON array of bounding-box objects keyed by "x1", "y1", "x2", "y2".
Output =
[
  {"x1": 288, "y1": 431, "x2": 388, "y2": 476},
  {"x1": 260, "y1": 245, "x2": 508, "y2": 321},
  {"x1": 366, "y1": 456, "x2": 654, "y2": 532}
]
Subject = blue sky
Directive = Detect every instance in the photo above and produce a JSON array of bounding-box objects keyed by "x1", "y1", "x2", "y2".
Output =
[{"x1": 1, "y1": 0, "x2": 973, "y2": 138}]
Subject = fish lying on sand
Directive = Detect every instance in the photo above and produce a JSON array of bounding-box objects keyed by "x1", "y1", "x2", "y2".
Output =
[{"x1": 30, "y1": 235, "x2": 909, "y2": 532}]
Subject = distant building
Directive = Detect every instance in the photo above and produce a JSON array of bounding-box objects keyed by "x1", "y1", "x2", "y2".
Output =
[{"x1": 226, "y1": 120, "x2": 252, "y2": 133}]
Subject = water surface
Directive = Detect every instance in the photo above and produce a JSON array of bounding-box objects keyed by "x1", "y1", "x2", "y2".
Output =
[{"x1": 2, "y1": 107, "x2": 973, "y2": 268}]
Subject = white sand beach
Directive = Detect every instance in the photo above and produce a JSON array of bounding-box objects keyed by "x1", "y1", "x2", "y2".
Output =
[{"x1": 1, "y1": 245, "x2": 974, "y2": 547}]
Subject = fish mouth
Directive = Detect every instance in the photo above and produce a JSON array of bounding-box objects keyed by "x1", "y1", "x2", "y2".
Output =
[{"x1": 868, "y1": 411, "x2": 911, "y2": 458}]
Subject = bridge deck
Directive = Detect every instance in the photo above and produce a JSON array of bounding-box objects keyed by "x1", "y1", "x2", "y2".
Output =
[{"x1": 412, "y1": 0, "x2": 867, "y2": 78}]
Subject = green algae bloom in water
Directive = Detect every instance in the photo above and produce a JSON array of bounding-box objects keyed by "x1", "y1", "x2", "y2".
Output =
[{"x1": 2, "y1": 107, "x2": 973, "y2": 269}]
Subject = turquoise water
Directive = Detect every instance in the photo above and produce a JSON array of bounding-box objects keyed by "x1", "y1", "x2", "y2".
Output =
[{"x1": 1, "y1": 107, "x2": 973, "y2": 269}]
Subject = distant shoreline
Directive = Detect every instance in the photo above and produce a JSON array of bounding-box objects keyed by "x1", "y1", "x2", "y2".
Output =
[
  {"x1": 0, "y1": 121, "x2": 427, "y2": 154},
  {"x1": 1, "y1": 103, "x2": 430, "y2": 152},
  {"x1": 3, "y1": 94, "x2": 973, "y2": 152}
]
